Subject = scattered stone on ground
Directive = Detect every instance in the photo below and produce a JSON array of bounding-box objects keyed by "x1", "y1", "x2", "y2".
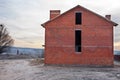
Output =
[{"x1": 0, "y1": 59, "x2": 120, "y2": 80}]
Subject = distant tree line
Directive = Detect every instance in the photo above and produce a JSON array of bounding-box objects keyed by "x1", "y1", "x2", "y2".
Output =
[{"x1": 0, "y1": 24, "x2": 14, "y2": 54}]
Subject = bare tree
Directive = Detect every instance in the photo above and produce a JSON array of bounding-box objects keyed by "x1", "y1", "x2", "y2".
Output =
[{"x1": 0, "y1": 24, "x2": 14, "y2": 54}]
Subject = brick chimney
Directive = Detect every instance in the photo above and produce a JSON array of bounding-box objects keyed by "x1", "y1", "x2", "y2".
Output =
[
  {"x1": 105, "y1": 15, "x2": 111, "y2": 20},
  {"x1": 50, "y1": 10, "x2": 60, "y2": 20}
]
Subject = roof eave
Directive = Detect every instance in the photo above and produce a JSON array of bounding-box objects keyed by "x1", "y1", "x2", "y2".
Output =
[
  {"x1": 115, "y1": 23, "x2": 118, "y2": 26},
  {"x1": 113, "y1": 22, "x2": 118, "y2": 26},
  {"x1": 41, "y1": 24, "x2": 45, "y2": 28}
]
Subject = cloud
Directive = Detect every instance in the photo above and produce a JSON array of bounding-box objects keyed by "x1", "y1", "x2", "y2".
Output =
[
  {"x1": 0, "y1": 0, "x2": 46, "y2": 48},
  {"x1": 15, "y1": 39, "x2": 43, "y2": 48},
  {"x1": 0, "y1": 0, "x2": 120, "y2": 49}
]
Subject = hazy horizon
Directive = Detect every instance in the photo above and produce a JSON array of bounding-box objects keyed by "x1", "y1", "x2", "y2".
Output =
[{"x1": 0, "y1": 0, "x2": 120, "y2": 49}]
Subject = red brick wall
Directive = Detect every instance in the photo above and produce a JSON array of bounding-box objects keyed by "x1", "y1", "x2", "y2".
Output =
[{"x1": 44, "y1": 7, "x2": 114, "y2": 66}]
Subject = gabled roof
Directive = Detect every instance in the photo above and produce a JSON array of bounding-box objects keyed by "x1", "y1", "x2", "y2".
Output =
[{"x1": 41, "y1": 5, "x2": 118, "y2": 27}]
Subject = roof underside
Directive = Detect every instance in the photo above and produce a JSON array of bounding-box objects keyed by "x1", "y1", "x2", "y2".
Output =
[{"x1": 41, "y1": 5, "x2": 118, "y2": 27}]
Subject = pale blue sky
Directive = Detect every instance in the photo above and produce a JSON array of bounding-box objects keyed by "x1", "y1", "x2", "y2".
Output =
[{"x1": 0, "y1": 0, "x2": 120, "y2": 49}]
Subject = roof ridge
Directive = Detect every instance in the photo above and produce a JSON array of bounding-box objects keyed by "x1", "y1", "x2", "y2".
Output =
[{"x1": 41, "y1": 5, "x2": 118, "y2": 27}]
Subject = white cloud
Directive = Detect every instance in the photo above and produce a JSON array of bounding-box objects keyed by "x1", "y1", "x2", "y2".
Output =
[{"x1": 0, "y1": 0, "x2": 120, "y2": 49}]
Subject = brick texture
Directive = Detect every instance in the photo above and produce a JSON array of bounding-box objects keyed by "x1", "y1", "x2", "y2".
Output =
[{"x1": 44, "y1": 6, "x2": 114, "y2": 66}]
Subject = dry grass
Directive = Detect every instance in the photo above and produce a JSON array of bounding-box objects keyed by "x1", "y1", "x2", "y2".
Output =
[{"x1": 29, "y1": 58, "x2": 44, "y2": 66}]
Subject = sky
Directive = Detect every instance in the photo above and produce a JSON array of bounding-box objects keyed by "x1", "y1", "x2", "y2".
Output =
[{"x1": 0, "y1": 0, "x2": 120, "y2": 49}]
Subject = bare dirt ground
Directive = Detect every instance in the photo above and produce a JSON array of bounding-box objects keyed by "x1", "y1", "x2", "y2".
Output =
[{"x1": 0, "y1": 59, "x2": 120, "y2": 80}]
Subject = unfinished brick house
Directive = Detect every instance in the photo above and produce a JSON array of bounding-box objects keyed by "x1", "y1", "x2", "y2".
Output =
[{"x1": 41, "y1": 5, "x2": 118, "y2": 66}]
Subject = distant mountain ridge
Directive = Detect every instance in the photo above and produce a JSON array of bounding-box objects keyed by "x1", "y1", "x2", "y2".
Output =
[
  {"x1": 8, "y1": 46, "x2": 44, "y2": 56},
  {"x1": 114, "y1": 50, "x2": 120, "y2": 55},
  {"x1": 7, "y1": 47, "x2": 120, "y2": 56},
  {"x1": 10, "y1": 46, "x2": 43, "y2": 50}
]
